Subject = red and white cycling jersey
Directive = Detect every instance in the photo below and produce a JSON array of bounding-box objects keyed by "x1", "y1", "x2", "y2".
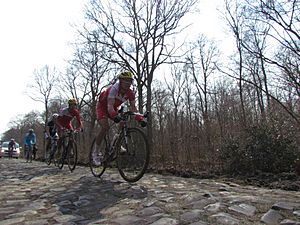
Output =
[
  {"x1": 57, "y1": 107, "x2": 83, "y2": 130},
  {"x1": 96, "y1": 82, "x2": 135, "y2": 120}
]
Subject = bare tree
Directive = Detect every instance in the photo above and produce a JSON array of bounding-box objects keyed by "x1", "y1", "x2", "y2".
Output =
[
  {"x1": 185, "y1": 35, "x2": 220, "y2": 158},
  {"x1": 222, "y1": 0, "x2": 300, "y2": 125},
  {"x1": 83, "y1": 0, "x2": 198, "y2": 151},
  {"x1": 151, "y1": 82, "x2": 169, "y2": 168},
  {"x1": 223, "y1": 0, "x2": 247, "y2": 125},
  {"x1": 27, "y1": 65, "x2": 59, "y2": 128},
  {"x1": 164, "y1": 64, "x2": 186, "y2": 169},
  {"x1": 68, "y1": 32, "x2": 114, "y2": 137},
  {"x1": 240, "y1": 17, "x2": 271, "y2": 122},
  {"x1": 3, "y1": 111, "x2": 44, "y2": 158}
]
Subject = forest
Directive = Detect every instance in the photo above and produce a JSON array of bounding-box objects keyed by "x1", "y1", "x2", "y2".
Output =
[{"x1": 2, "y1": 0, "x2": 300, "y2": 179}]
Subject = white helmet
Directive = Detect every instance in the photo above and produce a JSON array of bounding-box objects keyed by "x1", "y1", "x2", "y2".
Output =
[{"x1": 52, "y1": 113, "x2": 59, "y2": 120}]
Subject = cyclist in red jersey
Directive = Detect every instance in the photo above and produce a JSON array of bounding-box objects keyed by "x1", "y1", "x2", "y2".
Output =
[
  {"x1": 56, "y1": 98, "x2": 83, "y2": 132},
  {"x1": 95, "y1": 71, "x2": 145, "y2": 147}
]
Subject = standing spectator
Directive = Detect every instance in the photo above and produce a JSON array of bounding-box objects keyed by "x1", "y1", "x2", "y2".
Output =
[{"x1": 24, "y1": 129, "x2": 36, "y2": 163}]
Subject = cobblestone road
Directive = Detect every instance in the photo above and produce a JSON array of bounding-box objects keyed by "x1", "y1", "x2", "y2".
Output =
[{"x1": 0, "y1": 158, "x2": 300, "y2": 225}]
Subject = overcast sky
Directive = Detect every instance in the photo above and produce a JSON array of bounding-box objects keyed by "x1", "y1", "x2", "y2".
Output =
[
  {"x1": 0, "y1": 0, "x2": 227, "y2": 137},
  {"x1": 0, "y1": 0, "x2": 87, "y2": 136}
]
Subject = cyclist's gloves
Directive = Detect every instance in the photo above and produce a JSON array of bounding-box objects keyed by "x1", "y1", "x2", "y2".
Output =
[
  {"x1": 135, "y1": 114, "x2": 147, "y2": 127},
  {"x1": 113, "y1": 115, "x2": 122, "y2": 123},
  {"x1": 110, "y1": 111, "x2": 121, "y2": 123},
  {"x1": 75, "y1": 128, "x2": 84, "y2": 133},
  {"x1": 140, "y1": 120, "x2": 147, "y2": 127}
]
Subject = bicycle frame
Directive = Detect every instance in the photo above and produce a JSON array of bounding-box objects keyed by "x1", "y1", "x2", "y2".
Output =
[
  {"x1": 106, "y1": 108, "x2": 148, "y2": 160},
  {"x1": 89, "y1": 106, "x2": 149, "y2": 182},
  {"x1": 58, "y1": 130, "x2": 78, "y2": 171}
]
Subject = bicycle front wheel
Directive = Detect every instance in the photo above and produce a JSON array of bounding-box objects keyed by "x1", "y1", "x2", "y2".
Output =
[
  {"x1": 117, "y1": 127, "x2": 150, "y2": 182},
  {"x1": 89, "y1": 138, "x2": 107, "y2": 178},
  {"x1": 67, "y1": 141, "x2": 78, "y2": 172},
  {"x1": 53, "y1": 145, "x2": 61, "y2": 167},
  {"x1": 57, "y1": 145, "x2": 66, "y2": 169},
  {"x1": 45, "y1": 142, "x2": 52, "y2": 165}
]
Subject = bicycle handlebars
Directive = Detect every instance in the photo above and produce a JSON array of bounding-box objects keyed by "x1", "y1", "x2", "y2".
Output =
[{"x1": 118, "y1": 106, "x2": 149, "y2": 119}]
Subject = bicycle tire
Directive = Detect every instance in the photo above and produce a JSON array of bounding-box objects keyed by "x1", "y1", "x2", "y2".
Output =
[
  {"x1": 89, "y1": 138, "x2": 107, "y2": 178},
  {"x1": 45, "y1": 143, "x2": 52, "y2": 165},
  {"x1": 57, "y1": 145, "x2": 67, "y2": 169},
  {"x1": 53, "y1": 144, "x2": 61, "y2": 167},
  {"x1": 67, "y1": 141, "x2": 78, "y2": 172},
  {"x1": 117, "y1": 127, "x2": 150, "y2": 182}
]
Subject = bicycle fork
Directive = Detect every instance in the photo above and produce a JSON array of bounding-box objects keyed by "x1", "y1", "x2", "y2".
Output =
[{"x1": 122, "y1": 128, "x2": 130, "y2": 151}]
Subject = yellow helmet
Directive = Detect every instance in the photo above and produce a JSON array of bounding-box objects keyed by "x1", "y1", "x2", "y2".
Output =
[
  {"x1": 68, "y1": 98, "x2": 77, "y2": 105},
  {"x1": 118, "y1": 71, "x2": 133, "y2": 80}
]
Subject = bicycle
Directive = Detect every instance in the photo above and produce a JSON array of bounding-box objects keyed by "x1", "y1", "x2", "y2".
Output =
[
  {"x1": 89, "y1": 108, "x2": 150, "y2": 183},
  {"x1": 24, "y1": 144, "x2": 33, "y2": 163},
  {"x1": 32, "y1": 144, "x2": 38, "y2": 160},
  {"x1": 45, "y1": 133, "x2": 59, "y2": 166},
  {"x1": 57, "y1": 129, "x2": 78, "y2": 172}
]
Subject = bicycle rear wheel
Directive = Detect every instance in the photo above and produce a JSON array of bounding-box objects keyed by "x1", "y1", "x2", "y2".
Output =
[
  {"x1": 67, "y1": 141, "x2": 78, "y2": 172},
  {"x1": 89, "y1": 138, "x2": 107, "y2": 178},
  {"x1": 117, "y1": 127, "x2": 150, "y2": 182}
]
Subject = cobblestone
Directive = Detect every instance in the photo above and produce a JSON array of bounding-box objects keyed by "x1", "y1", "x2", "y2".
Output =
[{"x1": 0, "y1": 158, "x2": 300, "y2": 225}]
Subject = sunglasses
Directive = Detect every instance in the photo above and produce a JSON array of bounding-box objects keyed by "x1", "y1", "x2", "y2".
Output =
[{"x1": 121, "y1": 80, "x2": 132, "y2": 85}]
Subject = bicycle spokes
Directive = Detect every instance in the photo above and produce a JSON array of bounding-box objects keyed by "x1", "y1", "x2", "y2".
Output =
[
  {"x1": 67, "y1": 142, "x2": 77, "y2": 172},
  {"x1": 89, "y1": 139, "x2": 107, "y2": 178},
  {"x1": 117, "y1": 128, "x2": 150, "y2": 183}
]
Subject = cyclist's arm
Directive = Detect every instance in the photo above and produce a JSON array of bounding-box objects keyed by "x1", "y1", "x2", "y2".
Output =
[
  {"x1": 129, "y1": 99, "x2": 138, "y2": 113},
  {"x1": 32, "y1": 134, "x2": 37, "y2": 145},
  {"x1": 107, "y1": 84, "x2": 119, "y2": 118},
  {"x1": 128, "y1": 89, "x2": 140, "y2": 114},
  {"x1": 107, "y1": 97, "x2": 117, "y2": 117},
  {"x1": 75, "y1": 113, "x2": 83, "y2": 130},
  {"x1": 129, "y1": 99, "x2": 145, "y2": 122},
  {"x1": 46, "y1": 121, "x2": 53, "y2": 137},
  {"x1": 54, "y1": 120, "x2": 65, "y2": 131}
]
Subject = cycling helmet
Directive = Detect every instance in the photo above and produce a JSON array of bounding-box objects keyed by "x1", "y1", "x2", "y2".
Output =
[
  {"x1": 52, "y1": 113, "x2": 59, "y2": 120},
  {"x1": 29, "y1": 129, "x2": 34, "y2": 133},
  {"x1": 68, "y1": 98, "x2": 77, "y2": 105},
  {"x1": 118, "y1": 71, "x2": 133, "y2": 80}
]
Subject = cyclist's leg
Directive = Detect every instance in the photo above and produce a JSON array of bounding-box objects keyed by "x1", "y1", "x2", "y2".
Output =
[
  {"x1": 45, "y1": 139, "x2": 51, "y2": 151},
  {"x1": 10, "y1": 147, "x2": 12, "y2": 158},
  {"x1": 33, "y1": 145, "x2": 37, "y2": 160},
  {"x1": 25, "y1": 146, "x2": 29, "y2": 162},
  {"x1": 8, "y1": 147, "x2": 12, "y2": 158},
  {"x1": 96, "y1": 118, "x2": 109, "y2": 146},
  {"x1": 28, "y1": 145, "x2": 33, "y2": 162}
]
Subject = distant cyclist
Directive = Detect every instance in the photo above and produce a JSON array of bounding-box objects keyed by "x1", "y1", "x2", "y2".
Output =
[
  {"x1": 45, "y1": 113, "x2": 59, "y2": 157},
  {"x1": 56, "y1": 98, "x2": 83, "y2": 133},
  {"x1": 24, "y1": 129, "x2": 36, "y2": 162},
  {"x1": 8, "y1": 138, "x2": 16, "y2": 159}
]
